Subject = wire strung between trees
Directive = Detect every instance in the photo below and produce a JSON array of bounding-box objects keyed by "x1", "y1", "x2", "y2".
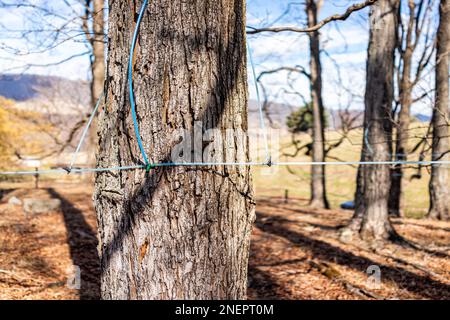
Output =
[
  {"x1": 1, "y1": 161, "x2": 449, "y2": 176},
  {"x1": 0, "y1": 165, "x2": 144, "y2": 176},
  {"x1": 247, "y1": 41, "x2": 271, "y2": 163},
  {"x1": 67, "y1": 91, "x2": 104, "y2": 172}
]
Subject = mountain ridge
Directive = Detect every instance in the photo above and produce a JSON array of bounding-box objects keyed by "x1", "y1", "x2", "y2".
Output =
[{"x1": 0, "y1": 74, "x2": 432, "y2": 126}]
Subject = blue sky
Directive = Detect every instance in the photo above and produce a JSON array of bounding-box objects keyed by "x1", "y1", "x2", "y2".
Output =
[
  {"x1": 245, "y1": 0, "x2": 438, "y2": 115},
  {"x1": 246, "y1": 0, "x2": 371, "y2": 112},
  {"x1": 0, "y1": 0, "x2": 437, "y2": 114}
]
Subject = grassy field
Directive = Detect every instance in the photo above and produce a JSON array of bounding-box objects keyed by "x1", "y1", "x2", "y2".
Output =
[
  {"x1": 252, "y1": 123, "x2": 447, "y2": 218},
  {"x1": 1, "y1": 123, "x2": 446, "y2": 218}
]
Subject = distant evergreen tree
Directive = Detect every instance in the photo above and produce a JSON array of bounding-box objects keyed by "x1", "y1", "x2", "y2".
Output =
[{"x1": 286, "y1": 103, "x2": 328, "y2": 134}]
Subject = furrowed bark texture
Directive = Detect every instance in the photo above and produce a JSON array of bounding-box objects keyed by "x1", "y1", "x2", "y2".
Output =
[
  {"x1": 341, "y1": 0, "x2": 398, "y2": 243},
  {"x1": 94, "y1": 0, "x2": 255, "y2": 299},
  {"x1": 307, "y1": 0, "x2": 329, "y2": 209},
  {"x1": 428, "y1": 0, "x2": 449, "y2": 220}
]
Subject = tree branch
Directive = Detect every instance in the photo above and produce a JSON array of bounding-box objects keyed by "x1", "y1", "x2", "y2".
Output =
[{"x1": 247, "y1": 0, "x2": 378, "y2": 34}]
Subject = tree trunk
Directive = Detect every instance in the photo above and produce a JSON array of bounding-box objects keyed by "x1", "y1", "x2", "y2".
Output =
[
  {"x1": 389, "y1": 1, "x2": 415, "y2": 218},
  {"x1": 90, "y1": 0, "x2": 105, "y2": 105},
  {"x1": 88, "y1": 0, "x2": 105, "y2": 160},
  {"x1": 94, "y1": 0, "x2": 254, "y2": 299},
  {"x1": 428, "y1": 0, "x2": 449, "y2": 220},
  {"x1": 307, "y1": 0, "x2": 329, "y2": 209},
  {"x1": 340, "y1": 0, "x2": 398, "y2": 244}
]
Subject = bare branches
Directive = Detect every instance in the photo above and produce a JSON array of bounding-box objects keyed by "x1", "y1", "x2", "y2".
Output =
[
  {"x1": 82, "y1": 0, "x2": 94, "y2": 46},
  {"x1": 256, "y1": 66, "x2": 310, "y2": 125},
  {"x1": 247, "y1": 0, "x2": 378, "y2": 34},
  {"x1": 257, "y1": 66, "x2": 310, "y2": 81},
  {"x1": 0, "y1": 1, "x2": 106, "y2": 66},
  {"x1": 0, "y1": 0, "x2": 106, "y2": 163},
  {"x1": 0, "y1": 51, "x2": 90, "y2": 74}
]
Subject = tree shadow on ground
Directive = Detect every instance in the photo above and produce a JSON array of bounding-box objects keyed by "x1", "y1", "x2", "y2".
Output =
[
  {"x1": 247, "y1": 241, "x2": 297, "y2": 300},
  {"x1": 247, "y1": 264, "x2": 289, "y2": 300},
  {"x1": 47, "y1": 188, "x2": 100, "y2": 300},
  {"x1": 259, "y1": 210, "x2": 343, "y2": 231},
  {"x1": 0, "y1": 189, "x2": 14, "y2": 201},
  {"x1": 255, "y1": 211, "x2": 450, "y2": 299}
]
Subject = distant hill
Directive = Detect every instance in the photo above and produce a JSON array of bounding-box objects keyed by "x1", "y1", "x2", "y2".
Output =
[
  {"x1": 0, "y1": 73, "x2": 433, "y2": 126},
  {"x1": 1, "y1": 74, "x2": 52, "y2": 101},
  {"x1": 0, "y1": 74, "x2": 90, "y2": 115},
  {"x1": 249, "y1": 100, "x2": 365, "y2": 131},
  {"x1": 413, "y1": 113, "x2": 431, "y2": 122},
  {"x1": 248, "y1": 100, "x2": 294, "y2": 130},
  {"x1": 249, "y1": 101, "x2": 433, "y2": 131}
]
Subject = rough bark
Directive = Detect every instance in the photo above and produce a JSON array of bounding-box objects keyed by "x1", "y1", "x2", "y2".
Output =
[
  {"x1": 428, "y1": 0, "x2": 449, "y2": 220},
  {"x1": 340, "y1": 0, "x2": 398, "y2": 244},
  {"x1": 307, "y1": 0, "x2": 329, "y2": 209},
  {"x1": 94, "y1": 0, "x2": 255, "y2": 299}
]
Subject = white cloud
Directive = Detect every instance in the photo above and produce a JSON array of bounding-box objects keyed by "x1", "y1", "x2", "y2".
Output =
[{"x1": 321, "y1": 27, "x2": 368, "y2": 51}]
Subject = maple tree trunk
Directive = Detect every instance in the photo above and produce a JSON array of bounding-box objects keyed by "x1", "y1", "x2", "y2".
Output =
[
  {"x1": 428, "y1": 0, "x2": 449, "y2": 220},
  {"x1": 341, "y1": 0, "x2": 398, "y2": 243},
  {"x1": 94, "y1": 0, "x2": 254, "y2": 299},
  {"x1": 307, "y1": 0, "x2": 329, "y2": 209}
]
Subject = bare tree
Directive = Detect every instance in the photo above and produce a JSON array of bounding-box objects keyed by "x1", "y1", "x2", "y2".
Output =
[
  {"x1": 340, "y1": 0, "x2": 399, "y2": 244},
  {"x1": 257, "y1": 63, "x2": 327, "y2": 207},
  {"x1": 248, "y1": 0, "x2": 378, "y2": 208},
  {"x1": 94, "y1": 0, "x2": 254, "y2": 299},
  {"x1": 306, "y1": 0, "x2": 329, "y2": 208},
  {"x1": 83, "y1": 0, "x2": 105, "y2": 108},
  {"x1": 428, "y1": 0, "x2": 449, "y2": 220},
  {"x1": 389, "y1": 0, "x2": 436, "y2": 217}
]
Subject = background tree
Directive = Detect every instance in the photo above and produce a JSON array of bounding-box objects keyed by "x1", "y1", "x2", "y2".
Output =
[
  {"x1": 94, "y1": 0, "x2": 254, "y2": 299},
  {"x1": 306, "y1": 0, "x2": 329, "y2": 208},
  {"x1": 287, "y1": 103, "x2": 329, "y2": 134},
  {"x1": 340, "y1": 0, "x2": 399, "y2": 243},
  {"x1": 0, "y1": 0, "x2": 106, "y2": 152},
  {"x1": 248, "y1": 0, "x2": 378, "y2": 209},
  {"x1": 83, "y1": 0, "x2": 105, "y2": 109},
  {"x1": 389, "y1": 0, "x2": 436, "y2": 217},
  {"x1": 428, "y1": 0, "x2": 449, "y2": 220}
]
